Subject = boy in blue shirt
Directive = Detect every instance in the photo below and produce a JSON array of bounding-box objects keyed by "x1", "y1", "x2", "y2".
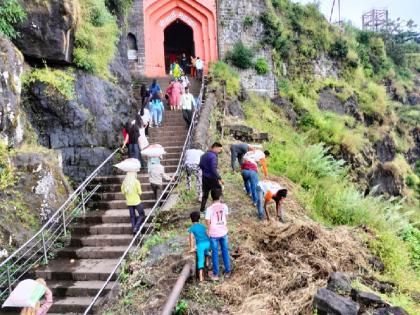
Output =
[{"x1": 188, "y1": 211, "x2": 210, "y2": 282}]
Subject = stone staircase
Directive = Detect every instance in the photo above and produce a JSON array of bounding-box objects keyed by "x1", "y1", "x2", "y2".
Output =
[{"x1": 0, "y1": 78, "x2": 202, "y2": 315}]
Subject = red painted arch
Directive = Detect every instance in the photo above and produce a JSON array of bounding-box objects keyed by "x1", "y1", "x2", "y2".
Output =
[{"x1": 143, "y1": 0, "x2": 218, "y2": 76}]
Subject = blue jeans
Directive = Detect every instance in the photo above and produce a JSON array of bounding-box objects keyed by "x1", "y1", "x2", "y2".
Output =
[
  {"x1": 241, "y1": 169, "x2": 259, "y2": 204},
  {"x1": 128, "y1": 203, "x2": 145, "y2": 233},
  {"x1": 210, "y1": 234, "x2": 231, "y2": 276},
  {"x1": 151, "y1": 107, "x2": 162, "y2": 126},
  {"x1": 128, "y1": 143, "x2": 146, "y2": 168},
  {"x1": 256, "y1": 185, "x2": 265, "y2": 220}
]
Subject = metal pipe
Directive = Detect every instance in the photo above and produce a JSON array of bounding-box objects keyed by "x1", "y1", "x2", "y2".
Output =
[{"x1": 161, "y1": 264, "x2": 193, "y2": 315}]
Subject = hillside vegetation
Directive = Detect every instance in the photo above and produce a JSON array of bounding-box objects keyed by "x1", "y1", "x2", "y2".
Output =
[{"x1": 210, "y1": 0, "x2": 420, "y2": 312}]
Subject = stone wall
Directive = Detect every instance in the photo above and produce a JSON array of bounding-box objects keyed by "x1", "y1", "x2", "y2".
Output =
[
  {"x1": 217, "y1": 0, "x2": 277, "y2": 97},
  {"x1": 127, "y1": 0, "x2": 146, "y2": 74}
]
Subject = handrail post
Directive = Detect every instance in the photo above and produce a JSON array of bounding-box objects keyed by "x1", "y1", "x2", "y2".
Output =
[
  {"x1": 41, "y1": 230, "x2": 48, "y2": 264},
  {"x1": 81, "y1": 187, "x2": 86, "y2": 215},
  {"x1": 6, "y1": 266, "x2": 11, "y2": 294},
  {"x1": 62, "y1": 207, "x2": 67, "y2": 237}
]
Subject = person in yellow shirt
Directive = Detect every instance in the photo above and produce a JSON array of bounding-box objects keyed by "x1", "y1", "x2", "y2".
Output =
[{"x1": 121, "y1": 171, "x2": 145, "y2": 234}]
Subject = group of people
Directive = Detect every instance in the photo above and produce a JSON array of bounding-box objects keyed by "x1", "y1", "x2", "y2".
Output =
[
  {"x1": 183, "y1": 141, "x2": 288, "y2": 282},
  {"x1": 169, "y1": 52, "x2": 204, "y2": 80}
]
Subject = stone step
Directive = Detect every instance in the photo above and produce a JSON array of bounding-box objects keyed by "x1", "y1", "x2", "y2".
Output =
[
  {"x1": 49, "y1": 296, "x2": 94, "y2": 314},
  {"x1": 92, "y1": 182, "x2": 163, "y2": 193},
  {"x1": 93, "y1": 190, "x2": 164, "y2": 201},
  {"x1": 91, "y1": 199, "x2": 157, "y2": 210},
  {"x1": 149, "y1": 134, "x2": 188, "y2": 141},
  {"x1": 35, "y1": 259, "x2": 118, "y2": 281},
  {"x1": 70, "y1": 234, "x2": 133, "y2": 247},
  {"x1": 71, "y1": 223, "x2": 150, "y2": 236},
  {"x1": 93, "y1": 173, "x2": 175, "y2": 184},
  {"x1": 76, "y1": 209, "x2": 154, "y2": 224},
  {"x1": 149, "y1": 125, "x2": 187, "y2": 132},
  {"x1": 151, "y1": 140, "x2": 186, "y2": 147},
  {"x1": 58, "y1": 246, "x2": 128, "y2": 259},
  {"x1": 48, "y1": 280, "x2": 114, "y2": 297}
]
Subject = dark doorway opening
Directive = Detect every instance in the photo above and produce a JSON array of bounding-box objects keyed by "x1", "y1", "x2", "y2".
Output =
[{"x1": 164, "y1": 19, "x2": 195, "y2": 73}]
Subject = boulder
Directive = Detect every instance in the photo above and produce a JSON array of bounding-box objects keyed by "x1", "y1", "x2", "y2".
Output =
[
  {"x1": 407, "y1": 92, "x2": 420, "y2": 106},
  {"x1": 13, "y1": 0, "x2": 78, "y2": 63},
  {"x1": 227, "y1": 99, "x2": 245, "y2": 119},
  {"x1": 368, "y1": 256, "x2": 385, "y2": 273},
  {"x1": 368, "y1": 164, "x2": 404, "y2": 197},
  {"x1": 318, "y1": 87, "x2": 346, "y2": 115},
  {"x1": 327, "y1": 272, "x2": 352, "y2": 294},
  {"x1": 23, "y1": 71, "x2": 133, "y2": 182},
  {"x1": 351, "y1": 289, "x2": 387, "y2": 309},
  {"x1": 313, "y1": 288, "x2": 359, "y2": 315},
  {"x1": 374, "y1": 135, "x2": 396, "y2": 163},
  {"x1": 0, "y1": 36, "x2": 24, "y2": 146},
  {"x1": 372, "y1": 307, "x2": 409, "y2": 315}
]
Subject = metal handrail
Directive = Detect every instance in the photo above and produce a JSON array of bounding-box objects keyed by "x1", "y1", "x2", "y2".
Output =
[
  {"x1": 0, "y1": 148, "x2": 120, "y2": 299},
  {"x1": 83, "y1": 77, "x2": 206, "y2": 314}
]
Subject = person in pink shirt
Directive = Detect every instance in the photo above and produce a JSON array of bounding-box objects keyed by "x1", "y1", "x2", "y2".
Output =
[
  {"x1": 20, "y1": 278, "x2": 53, "y2": 315},
  {"x1": 165, "y1": 79, "x2": 183, "y2": 111},
  {"x1": 205, "y1": 189, "x2": 231, "y2": 280}
]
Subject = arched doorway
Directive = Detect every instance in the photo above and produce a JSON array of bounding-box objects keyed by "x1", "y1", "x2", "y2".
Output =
[
  {"x1": 143, "y1": 0, "x2": 218, "y2": 76},
  {"x1": 127, "y1": 33, "x2": 138, "y2": 60},
  {"x1": 164, "y1": 20, "x2": 195, "y2": 73}
]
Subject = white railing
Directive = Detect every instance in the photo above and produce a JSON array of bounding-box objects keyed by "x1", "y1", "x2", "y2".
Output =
[
  {"x1": 0, "y1": 148, "x2": 120, "y2": 301},
  {"x1": 83, "y1": 77, "x2": 206, "y2": 314}
]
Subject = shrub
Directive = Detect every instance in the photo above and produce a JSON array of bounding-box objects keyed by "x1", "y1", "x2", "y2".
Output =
[
  {"x1": 243, "y1": 15, "x2": 253, "y2": 29},
  {"x1": 225, "y1": 41, "x2": 254, "y2": 69},
  {"x1": 254, "y1": 58, "x2": 269, "y2": 75},
  {"x1": 0, "y1": 0, "x2": 26, "y2": 39},
  {"x1": 74, "y1": 0, "x2": 119, "y2": 78},
  {"x1": 329, "y1": 38, "x2": 349, "y2": 59},
  {"x1": 0, "y1": 142, "x2": 15, "y2": 190},
  {"x1": 22, "y1": 66, "x2": 75, "y2": 100}
]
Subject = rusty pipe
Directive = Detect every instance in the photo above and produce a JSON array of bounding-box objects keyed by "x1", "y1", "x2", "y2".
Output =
[{"x1": 161, "y1": 263, "x2": 193, "y2": 315}]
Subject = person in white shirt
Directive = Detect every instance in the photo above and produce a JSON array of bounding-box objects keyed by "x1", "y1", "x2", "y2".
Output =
[
  {"x1": 184, "y1": 143, "x2": 204, "y2": 201},
  {"x1": 148, "y1": 157, "x2": 172, "y2": 200},
  {"x1": 180, "y1": 87, "x2": 195, "y2": 127},
  {"x1": 195, "y1": 57, "x2": 204, "y2": 79}
]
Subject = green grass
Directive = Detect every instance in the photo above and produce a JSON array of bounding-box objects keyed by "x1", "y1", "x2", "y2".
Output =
[
  {"x1": 240, "y1": 94, "x2": 419, "y2": 300},
  {"x1": 74, "y1": 0, "x2": 119, "y2": 78},
  {"x1": 22, "y1": 66, "x2": 75, "y2": 100},
  {"x1": 0, "y1": 142, "x2": 16, "y2": 190},
  {"x1": 208, "y1": 61, "x2": 241, "y2": 97}
]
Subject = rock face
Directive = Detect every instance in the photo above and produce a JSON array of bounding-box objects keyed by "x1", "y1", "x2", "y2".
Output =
[
  {"x1": 193, "y1": 92, "x2": 217, "y2": 150},
  {"x1": 0, "y1": 36, "x2": 24, "y2": 146},
  {"x1": 12, "y1": 151, "x2": 71, "y2": 223},
  {"x1": 0, "y1": 150, "x2": 70, "y2": 247},
  {"x1": 23, "y1": 72, "x2": 133, "y2": 182},
  {"x1": 313, "y1": 288, "x2": 359, "y2": 315},
  {"x1": 13, "y1": 0, "x2": 78, "y2": 63},
  {"x1": 407, "y1": 127, "x2": 420, "y2": 167},
  {"x1": 368, "y1": 164, "x2": 404, "y2": 196},
  {"x1": 374, "y1": 135, "x2": 396, "y2": 163},
  {"x1": 317, "y1": 87, "x2": 362, "y2": 121}
]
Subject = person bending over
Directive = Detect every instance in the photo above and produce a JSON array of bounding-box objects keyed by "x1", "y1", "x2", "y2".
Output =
[{"x1": 256, "y1": 180, "x2": 287, "y2": 222}]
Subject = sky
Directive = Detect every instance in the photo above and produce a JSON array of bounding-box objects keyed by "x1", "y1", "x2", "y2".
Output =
[{"x1": 294, "y1": 0, "x2": 420, "y2": 30}]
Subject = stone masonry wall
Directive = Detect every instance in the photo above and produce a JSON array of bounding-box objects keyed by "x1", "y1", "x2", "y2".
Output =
[
  {"x1": 217, "y1": 0, "x2": 277, "y2": 97},
  {"x1": 128, "y1": 0, "x2": 146, "y2": 73}
]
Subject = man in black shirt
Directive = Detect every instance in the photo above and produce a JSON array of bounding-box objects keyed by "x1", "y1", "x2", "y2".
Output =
[{"x1": 128, "y1": 122, "x2": 146, "y2": 168}]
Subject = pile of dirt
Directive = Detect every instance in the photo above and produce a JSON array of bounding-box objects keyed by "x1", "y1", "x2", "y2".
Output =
[{"x1": 214, "y1": 220, "x2": 369, "y2": 315}]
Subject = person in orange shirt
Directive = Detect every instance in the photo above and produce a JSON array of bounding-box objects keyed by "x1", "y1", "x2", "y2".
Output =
[{"x1": 256, "y1": 180, "x2": 287, "y2": 222}]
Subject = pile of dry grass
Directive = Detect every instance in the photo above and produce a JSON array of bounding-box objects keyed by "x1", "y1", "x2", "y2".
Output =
[{"x1": 214, "y1": 220, "x2": 369, "y2": 315}]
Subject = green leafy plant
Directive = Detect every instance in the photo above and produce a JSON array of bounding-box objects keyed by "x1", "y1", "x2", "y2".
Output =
[
  {"x1": 208, "y1": 61, "x2": 240, "y2": 97},
  {"x1": 174, "y1": 299, "x2": 188, "y2": 315},
  {"x1": 329, "y1": 38, "x2": 349, "y2": 59},
  {"x1": 22, "y1": 66, "x2": 76, "y2": 100},
  {"x1": 254, "y1": 58, "x2": 269, "y2": 75},
  {"x1": 225, "y1": 41, "x2": 254, "y2": 69},
  {"x1": 0, "y1": 142, "x2": 15, "y2": 190},
  {"x1": 74, "y1": 0, "x2": 118, "y2": 78},
  {"x1": 0, "y1": 0, "x2": 26, "y2": 39},
  {"x1": 243, "y1": 15, "x2": 254, "y2": 29}
]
